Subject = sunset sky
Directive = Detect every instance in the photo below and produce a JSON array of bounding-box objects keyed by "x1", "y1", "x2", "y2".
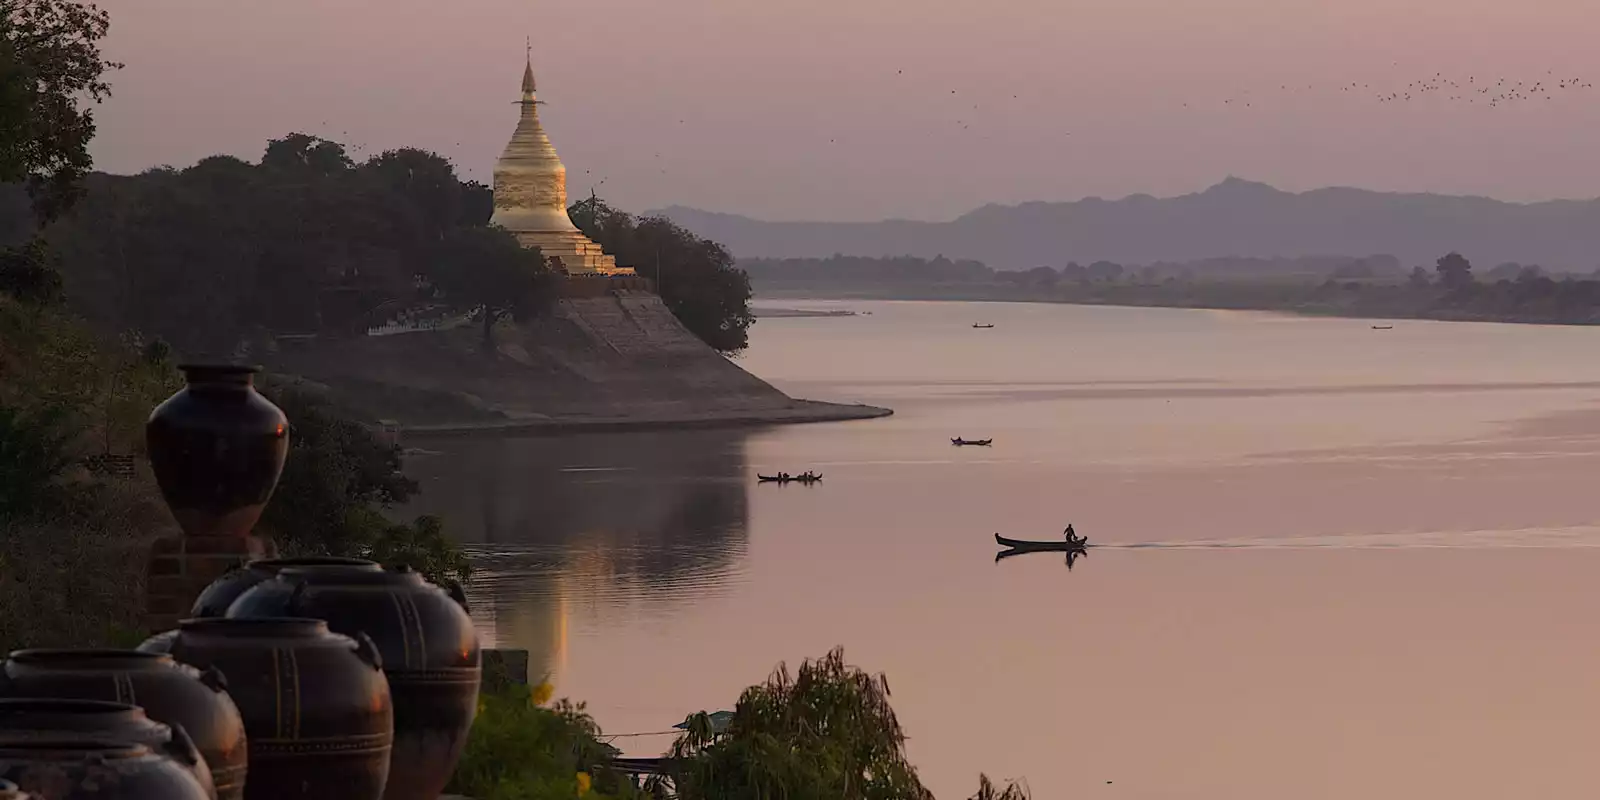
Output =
[{"x1": 93, "y1": 0, "x2": 1600, "y2": 221}]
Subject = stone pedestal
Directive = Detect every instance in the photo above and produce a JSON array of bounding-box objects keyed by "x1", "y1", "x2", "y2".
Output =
[{"x1": 143, "y1": 534, "x2": 277, "y2": 633}]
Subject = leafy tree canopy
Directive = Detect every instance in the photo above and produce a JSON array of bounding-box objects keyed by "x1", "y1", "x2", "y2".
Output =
[{"x1": 0, "y1": 0, "x2": 119, "y2": 224}]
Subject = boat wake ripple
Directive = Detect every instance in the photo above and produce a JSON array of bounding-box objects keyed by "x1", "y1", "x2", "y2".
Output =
[{"x1": 1092, "y1": 525, "x2": 1600, "y2": 551}]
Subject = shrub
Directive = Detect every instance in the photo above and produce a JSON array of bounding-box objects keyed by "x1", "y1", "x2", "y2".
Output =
[
  {"x1": 447, "y1": 681, "x2": 640, "y2": 800},
  {"x1": 0, "y1": 403, "x2": 76, "y2": 520}
]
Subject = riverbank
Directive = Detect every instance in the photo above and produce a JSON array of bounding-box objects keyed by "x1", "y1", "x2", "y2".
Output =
[{"x1": 400, "y1": 399, "x2": 891, "y2": 437}]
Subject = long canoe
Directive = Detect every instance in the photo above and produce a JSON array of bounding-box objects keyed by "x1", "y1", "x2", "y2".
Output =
[
  {"x1": 952, "y1": 438, "x2": 994, "y2": 446},
  {"x1": 758, "y1": 474, "x2": 822, "y2": 483},
  {"x1": 995, "y1": 533, "x2": 1087, "y2": 550}
]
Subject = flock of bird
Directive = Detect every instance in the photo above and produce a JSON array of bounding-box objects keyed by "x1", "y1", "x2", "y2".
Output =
[{"x1": 1206, "y1": 69, "x2": 1596, "y2": 109}]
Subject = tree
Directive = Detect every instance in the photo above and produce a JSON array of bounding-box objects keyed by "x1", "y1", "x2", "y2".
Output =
[
  {"x1": 1435, "y1": 252, "x2": 1473, "y2": 289},
  {"x1": 424, "y1": 225, "x2": 555, "y2": 351},
  {"x1": 0, "y1": 0, "x2": 120, "y2": 223},
  {"x1": 1407, "y1": 265, "x2": 1431, "y2": 289},
  {"x1": 261, "y1": 132, "x2": 353, "y2": 176},
  {"x1": 570, "y1": 197, "x2": 754, "y2": 354},
  {"x1": 660, "y1": 648, "x2": 934, "y2": 800}
]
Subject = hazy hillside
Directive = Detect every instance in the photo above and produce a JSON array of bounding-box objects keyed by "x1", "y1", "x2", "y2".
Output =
[{"x1": 656, "y1": 178, "x2": 1600, "y2": 271}]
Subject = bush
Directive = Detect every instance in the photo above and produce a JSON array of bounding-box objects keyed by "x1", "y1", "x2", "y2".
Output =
[
  {"x1": 447, "y1": 681, "x2": 640, "y2": 800},
  {"x1": 359, "y1": 513, "x2": 472, "y2": 587},
  {"x1": 0, "y1": 403, "x2": 76, "y2": 520},
  {"x1": 0, "y1": 475, "x2": 175, "y2": 650},
  {"x1": 656, "y1": 648, "x2": 1030, "y2": 800}
]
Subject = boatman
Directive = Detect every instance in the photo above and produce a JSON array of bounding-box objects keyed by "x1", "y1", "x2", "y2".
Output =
[{"x1": 1065, "y1": 524, "x2": 1079, "y2": 544}]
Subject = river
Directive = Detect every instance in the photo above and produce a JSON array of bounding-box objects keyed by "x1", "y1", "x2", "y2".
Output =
[{"x1": 402, "y1": 300, "x2": 1600, "y2": 800}]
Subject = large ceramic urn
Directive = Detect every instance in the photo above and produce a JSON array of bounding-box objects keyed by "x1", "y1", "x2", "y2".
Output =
[
  {"x1": 189, "y1": 558, "x2": 382, "y2": 619},
  {"x1": 0, "y1": 651, "x2": 246, "y2": 800},
  {"x1": 153, "y1": 619, "x2": 392, "y2": 800},
  {"x1": 0, "y1": 699, "x2": 214, "y2": 799},
  {"x1": 227, "y1": 566, "x2": 481, "y2": 800},
  {"x1": 146, "y1": 365, "x2": 288, "y2": 542},
  {"x1": 0, "y1": 740, "x2": 210, "y2": 800}
]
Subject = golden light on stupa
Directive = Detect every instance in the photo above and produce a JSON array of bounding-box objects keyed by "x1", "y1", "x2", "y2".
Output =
[{"x1": 491, "y1": 46, "x2": 633, "y2": 276}]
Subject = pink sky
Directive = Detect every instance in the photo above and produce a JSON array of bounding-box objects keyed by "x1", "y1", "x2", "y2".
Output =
[{"x1": 93, "y1": 0, "x2": 1600, "y2": 221}]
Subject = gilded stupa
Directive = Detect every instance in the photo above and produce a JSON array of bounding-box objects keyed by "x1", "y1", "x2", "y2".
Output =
[{"x1": 491, "y1": 52, "x2": 632, "y2": 275}]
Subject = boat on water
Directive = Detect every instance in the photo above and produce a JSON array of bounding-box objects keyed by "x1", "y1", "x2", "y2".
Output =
[
  {"x1": 951, "y1": 438, "x2": 993, "y2": 446},
  {"x1": 757, "y1": 472, "x2": 823, "y2": 483},
  {"x1": 1371, "y1": 325, "x2": 1393, "y2": 330},
  {"x1": 995, "y1": 532, "x2": 1088, "y2": 550},
  {"x1": 972, "y1": 323, "x2": 995, "y2": 329}
]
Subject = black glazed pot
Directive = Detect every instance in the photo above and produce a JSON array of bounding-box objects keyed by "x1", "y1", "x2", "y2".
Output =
[
  {"x1": 0, "y1": 740, "x2": 210, "y2": 800},
  {"x1": 0, "y1": 650, "x2": 246, "y2": 800},
  {"x1": 190, "y1": 558, "x2": 381, "y2": 618},
  {"x1": 159, "y1": 618, "x2": 392, "y2": 800},
  {"x1": 146, "y1": 365, "x2": 288, "y2": 541},
  {"x1": 227, "y1": 566, "x2": 481, "y2": 800},
  {"x1": 0, "y1": 699, "x2": 214, "y2": 799}
]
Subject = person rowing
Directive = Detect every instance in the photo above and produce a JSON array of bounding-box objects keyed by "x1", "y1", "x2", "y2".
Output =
[{"x1": 1064, "y1": 524, "x2": 1083, "y2": 546}]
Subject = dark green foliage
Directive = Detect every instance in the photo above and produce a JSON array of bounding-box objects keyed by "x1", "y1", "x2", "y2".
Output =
[
  {"x1": 423, "y1": 225, "x2": 556, "y2": 350},
  {"x1": 570, "y1": 195, "x2": 754, "y2": 354},
  {"x1": 0, "y1": 402, "x2": 74, "y2": 519},
  {"x1": 256, "y1": 383, "x2": 417, "y2": 555},
  {"x1": 447, "y1": 681, "x2": 639, "y2": 800},
  {"x1": 39, "y1": 137, "x2": 507, "y2": 354},
  {"x1": 258, "y1": 381, "x2": 473, "y2": 585},
  {"x1": 361, "y1": 514, "x2": 472, "y2": 586},
  {"x1": 0, "y1": 237, "x2": 62, "y2": 304},
  {"x1": 0, "y1": 0, "x2": 120, "y2": 224}
]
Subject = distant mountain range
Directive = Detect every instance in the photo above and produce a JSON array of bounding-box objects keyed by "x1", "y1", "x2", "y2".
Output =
[{"x1": 653, "y1": 178, "x2": 1600, "y2": 271}]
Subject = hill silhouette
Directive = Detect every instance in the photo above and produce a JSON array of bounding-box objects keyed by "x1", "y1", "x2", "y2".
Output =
[{"x1": 656, "y1": 178, "x2": 1600, "y2": 271}]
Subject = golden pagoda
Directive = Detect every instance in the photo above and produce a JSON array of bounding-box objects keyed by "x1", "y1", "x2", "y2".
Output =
[{"x1": 491, "y1": 51, "x2": 633, "y2": 275}]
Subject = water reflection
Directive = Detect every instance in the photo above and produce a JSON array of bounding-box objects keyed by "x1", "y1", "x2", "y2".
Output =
[{"x1": 400, "y1": 430, "x2": 752, "y2": 681}]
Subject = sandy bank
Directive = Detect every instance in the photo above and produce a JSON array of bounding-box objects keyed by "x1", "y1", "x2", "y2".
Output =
[{"x1": 401, "y1": 398, "x2": 892, "y2": 437}]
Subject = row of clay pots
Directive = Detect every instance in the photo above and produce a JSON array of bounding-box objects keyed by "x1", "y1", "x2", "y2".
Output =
[
  {"x1": 0, "y1": 557, "x2": 481, "y2": 800},
  {"x1": 190, "y1": 556, "x2": 481, "y2": 800},
  {"x1": 0, "y1": 651, "x2": 233, "y2": 800}
]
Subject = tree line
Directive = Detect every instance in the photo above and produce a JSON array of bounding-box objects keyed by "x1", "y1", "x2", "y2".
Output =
[{"x1": 0, "y1": 135, "x2": 752, "y2": 357}]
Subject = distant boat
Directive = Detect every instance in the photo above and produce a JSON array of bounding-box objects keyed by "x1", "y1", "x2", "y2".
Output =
[
  {"x1": 757, "y1": 473, "x2": 822, "y2": 484},
  {"x1": 1371, "y1": 325, "x2": 1393, "y2": 330},
  {"x1": 972, "y1": 323, "x2": 995, "y2": 329},
  {"x1": 951, "y1": 438, "x2": 993, "y2": 446}
]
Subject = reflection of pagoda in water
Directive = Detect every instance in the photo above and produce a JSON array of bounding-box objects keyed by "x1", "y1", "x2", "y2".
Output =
[{"x1": 404, "y1": 430, "x2": 751, "y2": 675}]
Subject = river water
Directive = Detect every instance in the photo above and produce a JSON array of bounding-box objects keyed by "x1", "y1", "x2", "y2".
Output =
[{"x1": 403, "y1": 300, "x2": 1600, "y2": 800}]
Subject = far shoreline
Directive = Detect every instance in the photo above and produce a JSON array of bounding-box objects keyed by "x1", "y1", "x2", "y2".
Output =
[{"x1": 752, "y1": 287, "x2": 1600, "y2": 328}]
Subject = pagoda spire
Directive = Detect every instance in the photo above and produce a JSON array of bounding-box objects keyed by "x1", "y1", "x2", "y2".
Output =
[{"x1": 521, "y1": 37, "x2": 537, "y2": 101}]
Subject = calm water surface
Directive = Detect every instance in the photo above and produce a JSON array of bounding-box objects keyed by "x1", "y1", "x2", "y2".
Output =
[{"x1": 404, "y1": 301, "x2": 1600, "y2": 800}]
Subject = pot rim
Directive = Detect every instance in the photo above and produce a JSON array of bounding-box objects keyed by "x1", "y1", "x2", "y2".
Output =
[
  {"x1": 249, "y1": 557, "x2": 380, "y2": 570},
  {"x1": 275, "y1": 566, "x2": 426, "y2": 586},
  {"x1": 0, "y1": 698, "x2": 145, "y2": 716},
  {"x1": 7, "y1": 649, "x2": 173, "y2": 669},
  {"x1": 0, "y1": 739, "x2": 151, "y2": 759},
  {"x1": 177, "y1": 617, "x2": 329, "y2": 636}
]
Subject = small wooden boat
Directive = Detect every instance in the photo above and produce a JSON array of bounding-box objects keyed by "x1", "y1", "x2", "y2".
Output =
[
  {"x1": 1371, "y1": 325, "x2": 1393, "y2": 330},
  {"x1": 972, "y1": 323, "x2": 995, "y2": 329},
  {"x1": 951, "y1": 438, "x2": 993, "y2": 446},
  {"x1": 757, "y1": 473, "x2": 823, "y2": 483},
  {"x1": 995, "y1": 532, "x2": 1088, "y2": 550}
]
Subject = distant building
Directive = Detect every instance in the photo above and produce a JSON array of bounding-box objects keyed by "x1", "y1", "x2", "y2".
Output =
[{"x1": 491, "y1": 51, "x2": 634, "y2": 276}]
